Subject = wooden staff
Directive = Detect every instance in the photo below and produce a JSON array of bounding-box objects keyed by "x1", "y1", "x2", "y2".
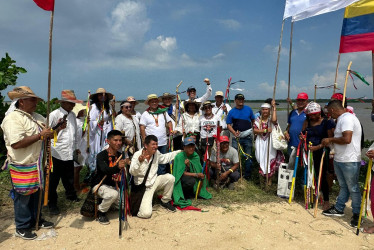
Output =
[
  {"x1": 36, "y1": 9, "x2": 54, "y2": 231},
  {"x1": 175, "y1": 81, "x2": 183, "y2": 125},
  {"x1": 357, "y1": 159, "x2": 372, "y2": 235},
  {"x1": 342, "y1": 61, "x2": 353, "y2": 107},
  {"x1": 86, "y1": 90, "x2": 91, "y2": 153},
  {"x1": 287, "y1": 21, "x2": 294, "y2": 117},
  {"x1": 333, "y1": 53, "x2": 341, "y2": 94},
  {"x1": 313, "y1": 149, "x2": 326, "y2": 217}
]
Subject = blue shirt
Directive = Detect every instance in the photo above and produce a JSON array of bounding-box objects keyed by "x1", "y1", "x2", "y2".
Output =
[
  {"x1": 226, "y1": 106, "x2": 255, "y2": 132},
  {"x1": 287, "y1": 109, "x2": 307, "y2": 147}
]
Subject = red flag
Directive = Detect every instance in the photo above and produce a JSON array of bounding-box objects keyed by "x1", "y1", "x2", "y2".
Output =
[{"x1": 33, "y1": 0, "x2": 54, "y2": 11}]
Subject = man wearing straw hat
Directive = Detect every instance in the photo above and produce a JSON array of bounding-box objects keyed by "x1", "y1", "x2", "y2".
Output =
[
  {"x1": 48, "y1": 90, "x2": 83, "y2": 215},
  {"x1": 140, "y1": 94, "x2": 173, "y2": 175},
  {"x1": 1, "y1": 86, "x2": 54, "y2": 240}
]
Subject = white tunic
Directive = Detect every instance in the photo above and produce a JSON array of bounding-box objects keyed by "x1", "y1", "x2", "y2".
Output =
[{"x1": 115, "y1": 113, "x2": 141, "y2": 151}]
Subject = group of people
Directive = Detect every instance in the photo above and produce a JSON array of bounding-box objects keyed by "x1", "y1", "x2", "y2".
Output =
[{"x1": 1, "y1": 80, "x2": 372, "y2": 240}]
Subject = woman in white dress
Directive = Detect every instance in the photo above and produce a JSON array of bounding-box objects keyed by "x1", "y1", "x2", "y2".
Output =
[
  {"x1": 253, "y1": 100, "x2": 284, "y2": 186},
  {"x1": 115, "y1": 101, "x2": 141, "y2": 153},
  {"x1": 88, "y1": 88, "x2": 114, "y2": 174}
]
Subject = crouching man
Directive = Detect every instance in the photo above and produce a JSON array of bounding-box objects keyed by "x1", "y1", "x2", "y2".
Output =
[
  {"x1": 130, "y1": 135, "x2": 181, "y2": 218},
  {"x1": 92, "y1": 130, "x2": 129, "y2": 225}
]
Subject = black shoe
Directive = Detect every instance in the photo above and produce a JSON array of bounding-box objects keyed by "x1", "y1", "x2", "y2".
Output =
[
  {"x1": 49, "y1": 206, "x2": 60, "y2": 216},
  {"x1": 322, "y1": 205, "x2": 344, "y2": 217},
  {"x1": 32, "y1": 219, "x2": 54, "y2": 230},
  {"x1": 161, "y1": 201, "x2": 176, "y2": 212},
  {"x1": 15, "y1": 228, "x2": 37, "y2": 240},
  {"x1": 350, "y1": 214, "x2": 363, "y2": 228},
  {"x1": 97, "y1": 212, "x2": 110, "y2": 225}
]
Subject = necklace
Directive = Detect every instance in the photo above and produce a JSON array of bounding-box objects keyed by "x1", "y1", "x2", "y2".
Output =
[{"x1": 151, "y1": 114, "x2": 159, "y2": 127}]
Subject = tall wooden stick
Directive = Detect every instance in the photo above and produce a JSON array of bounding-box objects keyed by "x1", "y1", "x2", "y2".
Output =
[
  {"x1": 372, "y1": 52, "x2": 374, "y2": 98},
  {"x1": 36, "y1": 10, "x2": 54, "y2": 231},
  {"x1": 342, "y1": 61, "x2": 353, "y2": 107},
  {"x1": 333, "y1": 53, "x2": 341, "y2": 94},
  {"x1": 287, "y1": 21, "x2": 294, "y2": 117},
  {"x1": 313, "y1": 150, "x2": 326, "y2": 218},
  {"x1": 265, "y1": 20, "x2": 285, "y2": 187},
  {"x1": 357, "y1": 159, "x2": 372, "y2": 235}
]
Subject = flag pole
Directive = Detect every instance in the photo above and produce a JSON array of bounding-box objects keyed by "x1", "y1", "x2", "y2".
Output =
[
  {"x1": 36, "y1": 9, "x2": 55, "y2": 231},
  {"x1": 265, "y1": 19, "x2": 285, "y2": 188},
  {"x1": 372, "y1": 51, "x2": 374, "y2": 98},
  {"x1": 342, "y1": 61, "x2": 352, "y2": 107},
  {"x1": 333, "y1": 53, "x2": 341, "y2": 94},
  {"x1": 287, "y1": 21, "x2": 294, "y2": 117},
  {"x1": 314, "y1": 84, "x2": 317, "y2": 102}
]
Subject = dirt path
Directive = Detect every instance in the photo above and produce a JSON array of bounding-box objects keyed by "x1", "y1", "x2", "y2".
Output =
[{"x1": 1, "y1": 201, "x2": 374, "y2": 249}]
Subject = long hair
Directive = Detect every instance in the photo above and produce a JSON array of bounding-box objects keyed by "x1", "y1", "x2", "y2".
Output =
[{"x1": 91, "y1": 94, "x2": 110, "y2": 113}]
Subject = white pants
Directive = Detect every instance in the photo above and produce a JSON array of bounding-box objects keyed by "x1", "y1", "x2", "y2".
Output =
[
  {"x1": 94, "y1": 184, "x2": 119, "y2": 213},
  {"x1": 137, "y1": 174, "x2": 175, "y2": 219}
]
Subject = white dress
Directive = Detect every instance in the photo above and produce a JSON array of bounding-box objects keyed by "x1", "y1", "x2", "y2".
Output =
[
  {"x1": 88, "y1": 103, "x2": 113, "y2": 172},
  {"x1": 254, "y1": 118, "x2": 277, "y2": 176}
]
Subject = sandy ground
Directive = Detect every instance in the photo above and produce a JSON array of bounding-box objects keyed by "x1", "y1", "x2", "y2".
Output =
[{"x1": 1, "y1": 200, "x2": 374, "y2": 250}]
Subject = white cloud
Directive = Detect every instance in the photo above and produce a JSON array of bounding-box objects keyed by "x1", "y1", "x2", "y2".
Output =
[
  {"x1": 263, "y1": 44, "x2": 289, "y2": 58},
  {"x1": 217, "y1": 19, "x2": 241, "y2": 30},
  {"x1": 212, "y1": 53, "x2": 225, "y2": 59}
]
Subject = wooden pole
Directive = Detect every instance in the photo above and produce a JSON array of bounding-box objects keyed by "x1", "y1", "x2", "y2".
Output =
[
  {"x1": 265, "y1": 19, "x2": 285, "y2": 187},
  {"x1": 342, "y1": 61, "x2": 353, "y2": 107},
  {"x1": 287, "y1": 21, "x2": 294, "y2": 117},
  {"x1": 313, "y1": 150, "x2": 326, "y2": 218},
  {"x1": 357, "y1": 159, "x2": 372, "y2": 235},
  {"x1": 372, "y1": 52, "x2": 374, "y2": 98},
  {"x1": 36, "y1": 10, "x2": 54, "y2": 231},
  {"x1": 314, "y1": 85, "x2": 317, "y2": 102},
  {"x1": 333, "y1": 53, "x2": 341, "y2": 94}
]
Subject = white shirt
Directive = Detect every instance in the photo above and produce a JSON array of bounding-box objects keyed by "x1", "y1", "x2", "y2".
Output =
[
  {"x1": 212, "y1": 102, "x2": 232, "y2": 129},
  {"x1": 175, "y1": 112, "x2": 200, "y2": 134},
  {"x1": 333, "y1": 112, "x2": 362, "y2": 162},
  {"x1": 129, "y1": 149, "x2": 181, "y2": 187},
  {"x1": 200, "y1": 115, "x2": 220, "y2": 139},
  {"x1": 140, "y1": 111, "x2": 171, "y2": 146},
  {"x1": 49, "y1": 107, "x2": 79, "y2": 161},
  {"x1": 115, "y1": 113, "x2": 141, "y2": 150},
  {"x1": 182, "y1": 85, "x2": 212, "y2": 109}
]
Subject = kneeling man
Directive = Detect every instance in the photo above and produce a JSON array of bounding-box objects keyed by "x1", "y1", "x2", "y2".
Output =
[{"x1": 130, "y1": 135, "x2": 180, "y2": 218}]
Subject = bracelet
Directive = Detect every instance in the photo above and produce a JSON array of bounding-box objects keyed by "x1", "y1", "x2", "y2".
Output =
[
  {"x1": 264, "y1": 129, "x2": 267, "y2": 133},
  {"x1": 195, "y1": 173, "x2": 198, "y2": 178},
  {"x1": 229, "y1": 169, "x2": 233, "y2": 173}
]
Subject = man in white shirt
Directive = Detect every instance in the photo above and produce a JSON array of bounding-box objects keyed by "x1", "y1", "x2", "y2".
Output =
[
  {"x1": 212, "y1": 91, "x2": 231, "y2": 137},
  {"x1": 182, "y1": 78, "x2": 212, "y2": 109},
  {"x1": 140, "y1": 94, "x2": 173, "y2": 175},
  {"x1": 129, "y1": 135, "x2": 181, "y2": 218},
  {"x1": 48, "y1": 90, "x2": 83, "y2": 215},
  {"x1": 321, "y1": 100, "x2": 362, "y2": 227}
]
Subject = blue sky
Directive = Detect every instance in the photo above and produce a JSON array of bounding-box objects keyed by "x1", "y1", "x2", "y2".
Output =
[{"x1": 0, "y1": 0, "x2": 373, "y2": 101}]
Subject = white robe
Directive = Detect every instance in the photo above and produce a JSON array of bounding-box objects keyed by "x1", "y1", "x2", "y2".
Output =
[
  {"x1": 88, "y1": 103, "x2": 113, "y2": 172},
  {"x1": 115, "y1": 113, "x2": 142, "y2": 151},
  {"x1": 254, "y1": 120, "x2": 276, "y2": 175}
]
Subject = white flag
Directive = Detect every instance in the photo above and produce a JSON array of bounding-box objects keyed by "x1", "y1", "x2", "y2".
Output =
[{"x1": 283, "y1": 0, "x2": 360, "y2": 21}]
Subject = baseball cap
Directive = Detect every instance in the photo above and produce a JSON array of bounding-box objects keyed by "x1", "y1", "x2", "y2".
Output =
[
  {"x1": 219, "y1": 136, "x2": 230, "y2": 143},
  {"x1": 187, "y1": 86, "x2": 196, "y2": 92},
  {"x1": 183, "y1": 137, "x2": 196, "y2": 146},
  {"x1": 235, "y1": 94, "x2": 245, "y2": 100},
  {"x1": 296, "y1": 92, "x2": 308, "y2": 100}
]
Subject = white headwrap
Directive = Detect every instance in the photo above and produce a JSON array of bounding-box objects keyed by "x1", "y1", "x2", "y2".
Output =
[
  {"x1": 305, "y1": 101, "x2": 321, "y2": 115},
  {"x1": 261, "y1": 103, "x2": 271, "y2": 109},
  {"x1": 5, "y1": 98, "x2": 19, "y2": 117}
]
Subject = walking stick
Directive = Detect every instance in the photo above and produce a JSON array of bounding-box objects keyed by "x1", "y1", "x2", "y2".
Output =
[
  {"x1": 215, "y1": 122, "x2": 221, "y2": 190},
  {"x1": 342, "y1": 61, "x2": 353, "y2": 107},
  {"x1": 314, "y1": 149, "x2": 326, "y2": 217},
  {"x1": 289, "y1": 140, "x2": 302, "y2": 204},
  {"x1": 357, "y1": 159, "x2": 372, "y2": 235},
  {"x1": 195, "y1": 141, "x2": 209, "y2": 200}
]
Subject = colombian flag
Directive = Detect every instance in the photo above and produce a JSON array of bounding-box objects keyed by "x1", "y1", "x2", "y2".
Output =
[{"x1": 339, "y1": 0, "x2": 374, "y2": 53}]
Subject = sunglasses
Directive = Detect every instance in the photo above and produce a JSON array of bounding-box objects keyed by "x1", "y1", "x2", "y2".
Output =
[
  {"x1": 123, "y1": 106, "x2": 132, "y2": 109},
  {"x1": 203, "y1": 106, "x2": 212, "y2": 110}
]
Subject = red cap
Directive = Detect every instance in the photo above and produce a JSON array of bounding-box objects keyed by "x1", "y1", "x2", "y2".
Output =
[
  {"x1": 331, "y1": 93, "x2": 343, "y2": 101},
  {"x1": 219, "y1": 136, "x2": 230, "y2": 143},
  {"x1": 296, "y1": 92, "x2": 308, "y2": 100}
]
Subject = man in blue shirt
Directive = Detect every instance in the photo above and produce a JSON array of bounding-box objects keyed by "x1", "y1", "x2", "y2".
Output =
[
  {"x1": 284, "y1": 92, "x2": 308, "y2": 168},
  {"x1": 227, "y1": 94, "x2": 255, "y2": 180}
]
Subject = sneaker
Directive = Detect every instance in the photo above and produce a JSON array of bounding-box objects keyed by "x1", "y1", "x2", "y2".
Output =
[
  {"x1": 160, "y1": 201, "x2": 176, "y2": 212},
  {"x1": 97, "y1": 212, "x2": 110, "y2": 225},
  {"x1": 350, "y1": 214, "x2": 363, "y2": 228},
  {"x1": 322, "y1": 206, "x2": 344, "y2": 217},
  {"x1": 49, "y1": 206, "x2": 60, "y2": 216},
  {"x1": 32, "y1": 219, "x2": 54, "y2": 230},
  {"x1": 15, "y1": 229, "x2": 37, "y2": 240}
]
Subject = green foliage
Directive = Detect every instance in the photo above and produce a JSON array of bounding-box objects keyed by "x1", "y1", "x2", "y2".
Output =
[
  {"x1": 35, "y1": 98, "x2": 60, "y2": 117},
  {"x1": 0, "y1": 53, "x2": 27, "y2": 92},
  {"x1": 363, "y1": 139, "x2": 374, "y2": 149}
]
